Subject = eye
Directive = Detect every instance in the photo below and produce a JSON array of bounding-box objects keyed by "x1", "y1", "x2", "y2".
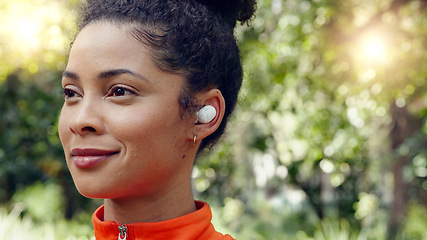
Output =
[
  {"x1": 62, "y1": 88, "x2": 79, "y2": 99},
  {"x1": 109, "y1": 86, "x2": 136, "y2": 97}
]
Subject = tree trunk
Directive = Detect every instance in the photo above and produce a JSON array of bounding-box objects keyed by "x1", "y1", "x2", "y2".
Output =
[{"x1": 387, "y1": 101, "x2": 423, "y2": 240}]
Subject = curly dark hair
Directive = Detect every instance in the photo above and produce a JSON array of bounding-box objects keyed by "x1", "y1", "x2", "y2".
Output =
[{"x1": 77, "y1": 0, "x2": 257, "y2": 152}]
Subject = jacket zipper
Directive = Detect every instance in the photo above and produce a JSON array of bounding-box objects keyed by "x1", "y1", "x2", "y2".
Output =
[{"x1": 118, "y1": 224, "x2": 128, "y2": 240}]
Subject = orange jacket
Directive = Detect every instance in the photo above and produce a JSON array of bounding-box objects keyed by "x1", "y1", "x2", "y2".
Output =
[{"x1": 92, "y1": 201, "x2": 235, "y2": 240}]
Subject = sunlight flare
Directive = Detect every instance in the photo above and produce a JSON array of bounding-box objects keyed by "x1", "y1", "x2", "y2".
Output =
[{"x1": 359, "y1": 33, "x2": 388, "y2": 63}]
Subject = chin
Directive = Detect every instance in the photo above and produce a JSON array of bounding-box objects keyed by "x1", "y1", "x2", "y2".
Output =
[
  {"x1": 72, "y1": 178, "x2": 110, "y2": 199},
  {"x1": 75, "y1": 182, "x2": 133, "y2": 200},
  {"x1": 76, "y1": 186, "x2": 105, "y2": 199}
]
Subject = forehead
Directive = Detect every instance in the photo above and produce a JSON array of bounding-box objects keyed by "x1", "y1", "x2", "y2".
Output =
[
  {"x1": 66, "y1": 21, "x2": 185, "y2": 91},
  {"x1": 71, "y1": 21, "x2": 144, "y2": 59},
  {"x1": 68, "y1": 21, "x2": 158, "y2": 76}
]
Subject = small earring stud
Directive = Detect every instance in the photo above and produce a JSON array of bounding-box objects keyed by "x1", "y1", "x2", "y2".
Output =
[{"x1": 193, "y1": 135, "x2": 197, "y2": 148}]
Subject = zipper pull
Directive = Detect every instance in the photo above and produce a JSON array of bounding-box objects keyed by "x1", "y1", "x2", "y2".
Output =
[{"x1": 118, "y1": 224, "x2": 128, "y2": 240}]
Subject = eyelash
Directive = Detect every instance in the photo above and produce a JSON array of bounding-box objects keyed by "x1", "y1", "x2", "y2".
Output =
[
  {"x1": 62, "y1": 88, "x2": 80, "y2": 99},
  {"x1": 108, "y1": 86, "x2": 136, "y2": 97},
  {"x1": 61, "y1": 85, "x2": 136, "y2": 99}
]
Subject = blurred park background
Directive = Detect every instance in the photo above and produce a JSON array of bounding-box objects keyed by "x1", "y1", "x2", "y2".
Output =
[{"x1": 1, "y1": 0, "x2": 427, "y2": 239}]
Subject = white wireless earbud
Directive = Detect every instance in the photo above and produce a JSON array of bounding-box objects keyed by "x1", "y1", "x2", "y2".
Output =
[{"x1": 195, "y1": 105, "x2": 216, "y2": 124}]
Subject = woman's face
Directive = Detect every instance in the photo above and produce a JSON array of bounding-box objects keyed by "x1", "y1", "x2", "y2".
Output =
[{"x1": 58, "y1": 22, "x2": 195, "y2": 200}]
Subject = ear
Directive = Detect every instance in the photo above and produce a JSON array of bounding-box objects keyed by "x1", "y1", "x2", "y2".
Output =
[{"x1": 193, "y1": 89, "x2": 225, "y2": 141}]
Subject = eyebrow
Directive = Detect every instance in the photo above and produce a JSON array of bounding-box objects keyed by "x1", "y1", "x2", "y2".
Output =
[
  {"x1": 98, "y1": 69, "x2": 149, "y2": 82},
  {"x1": 62, "y1": 70, "x2": 79, "y2": 80},
  {"x1": 62, "y1": 69, "x2": 150, "y2": 82}
]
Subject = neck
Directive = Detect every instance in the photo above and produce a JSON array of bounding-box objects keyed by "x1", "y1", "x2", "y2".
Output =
[{"x1": 103, "y1": 176, "x2": 196, "y2": 224}]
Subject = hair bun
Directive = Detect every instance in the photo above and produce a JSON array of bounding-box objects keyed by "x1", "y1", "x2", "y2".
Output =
[{"x1": 197, "y1": 0, "x2": 257, "y2": 28}]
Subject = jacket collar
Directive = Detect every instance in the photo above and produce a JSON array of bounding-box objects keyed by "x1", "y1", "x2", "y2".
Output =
[{"x1": 92, "y1": 201, "x2": 225, "y2": 240}]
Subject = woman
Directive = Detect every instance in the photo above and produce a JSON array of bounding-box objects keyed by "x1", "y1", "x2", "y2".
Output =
[{"x1": 58, "y1": 0, "x2": 256, "y2": 239}]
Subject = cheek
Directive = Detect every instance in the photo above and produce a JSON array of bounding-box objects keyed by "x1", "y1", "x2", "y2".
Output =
[
  {"x1": 110, "y1": 108, "x2": 185, "y2": 150},
  {"x1": 58, "y1": 107, "x2": 70, "y2": 146},
  {"x1": 111, "y1": 103, "x2": 175, "y2": 132},
  {"x1": 112, "y1": 114, "x2": 165, "y2": 145}
]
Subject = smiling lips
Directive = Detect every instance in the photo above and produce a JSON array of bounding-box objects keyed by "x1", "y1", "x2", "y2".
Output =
[{"x1": 71, "y1": 148, "x2": 119, "y2": 168}]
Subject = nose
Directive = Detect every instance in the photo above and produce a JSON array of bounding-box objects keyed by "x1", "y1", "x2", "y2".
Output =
[{"x1": 68, "y1": 98, "x2": 105, "y2": 136}]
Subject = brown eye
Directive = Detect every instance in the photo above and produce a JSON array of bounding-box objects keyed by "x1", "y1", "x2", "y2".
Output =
[
  {"x1": 113, "y1": 87, "x2": 125, "y2": 96},
  {"x1": 63, "y1": 88, "x2": 77, "y2": 98},
  {"x1": 110, "y1": 86, "x2": 135, "y2": 97}
]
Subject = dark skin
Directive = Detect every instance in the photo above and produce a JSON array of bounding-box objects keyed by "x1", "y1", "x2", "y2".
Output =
[{"x1": 59, "y1": 21, "x2": 226, "y2": 224}]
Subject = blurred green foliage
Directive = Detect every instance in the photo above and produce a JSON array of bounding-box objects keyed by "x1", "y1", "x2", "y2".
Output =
[
  {"x1": 0, "y1": 71, "x2": 64, "y2": 199},
  {"x1": 1, "y1": 0, "x2": 427, "y2": 239},
  {"x1": 196, "y1": 0, "x2": 427, "y2": 239},
  {"x1": 11, "y1": 182, "x2": 65, "y2": 222},
  {"x1": 1, "y1": 182, "x2": 93, "y2": 240}
]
